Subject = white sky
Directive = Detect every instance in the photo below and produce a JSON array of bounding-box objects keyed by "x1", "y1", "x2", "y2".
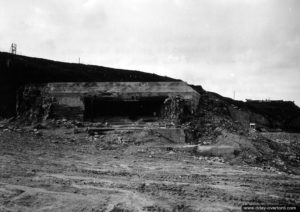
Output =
[{"x1": 1, "y1": 0, "x2": 300, "y2": 105}]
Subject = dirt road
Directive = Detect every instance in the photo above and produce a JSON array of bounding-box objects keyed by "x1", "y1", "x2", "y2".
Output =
[{"x1": 0, "y1": 128, "x2": 299, "y2": 211}]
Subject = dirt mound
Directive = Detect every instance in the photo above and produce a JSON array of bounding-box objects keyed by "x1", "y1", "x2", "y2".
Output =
[
  {"x1": 214, "y1": 131, "x2": 300, "y2": 174},
  {"x1": 181, "y1": 87, "x2": 300, "y2": 174}
]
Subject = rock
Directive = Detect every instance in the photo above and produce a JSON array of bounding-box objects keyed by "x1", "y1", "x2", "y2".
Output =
[
  {"x1": 33, "y1": 123, "x2": 47, "y2": 130},
  {"x1": 168, "y1": 151, "x2": 175, "y2": 155},
  {"x1": 73, "y1": 128, "x2": 81, "y2": 134},
  {"x1": 74, "y1": 121, "x2": 84, "y2": 127},
  {"x1": 69, "y1": 138, "x2": 76, "y2": 142},
  {"x1": 8, "y1": 126, "x2": 15, "y2": 130},
  {"x1": 196, "y1": 145, "x2": 236, "y2": 158},
  {"x1": 34, "y1": 131, "x2": 42, "y2": 136}
]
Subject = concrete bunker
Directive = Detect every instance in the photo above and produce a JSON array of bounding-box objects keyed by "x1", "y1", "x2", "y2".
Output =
[{"x1": 17, "y1": 82, "x2": 200, "y2": 122}]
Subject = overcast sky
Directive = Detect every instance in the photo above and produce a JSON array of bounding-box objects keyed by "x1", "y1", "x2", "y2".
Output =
[{"x1": 1, "y1": 0, "x2": 299, "y2": 105}]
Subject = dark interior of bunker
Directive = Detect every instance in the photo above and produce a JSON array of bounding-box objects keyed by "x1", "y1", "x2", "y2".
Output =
[{"x1": 83, "y1": 96, "x2": 168, "y2": 121}]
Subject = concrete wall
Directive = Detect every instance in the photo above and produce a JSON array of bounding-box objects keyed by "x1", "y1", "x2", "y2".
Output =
[
  {"x1": 20, "y1": 82, "x2": 200, "y2": 121},
  {"x1": 44, "y1": 82, "x2": 199, "y2": 107},
  {"x1": 45, "y1": 82, "x2": 195, "y2": 93}
]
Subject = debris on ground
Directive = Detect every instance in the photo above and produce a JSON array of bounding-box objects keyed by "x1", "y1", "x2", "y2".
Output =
[{"x1": 0, "y1": 85, "x2": 299, "y2": 211}]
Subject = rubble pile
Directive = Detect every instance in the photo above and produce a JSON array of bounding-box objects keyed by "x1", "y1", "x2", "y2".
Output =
[
  {"x1": 209, "y1": 131, "x2": 300, "y2": 174},
  {"x1": 16, "y1": 86, "x2": 55, "y2": 123},
  {"x1": 184, "y1": 91, "x2": 246, "y2": 144},
  {"x1": 2, "y1": 82, "x2": 299, "y2": 175},
  {"x1": 180, "y1": 89, "x2": 300, "y2": 174},
  {"x1": 161, "y1": 95, "x2": 187, "y2": 124}
]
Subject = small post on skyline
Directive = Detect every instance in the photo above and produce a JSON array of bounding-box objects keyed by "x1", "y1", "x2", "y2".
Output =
[{"x1": 10, "y1": 43, "x2": 17, "y2": 55}]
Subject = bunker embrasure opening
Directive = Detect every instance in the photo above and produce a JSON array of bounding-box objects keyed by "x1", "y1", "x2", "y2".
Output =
[{"x1": 83, "y1": 96, "x2": 167, "y2": 121}]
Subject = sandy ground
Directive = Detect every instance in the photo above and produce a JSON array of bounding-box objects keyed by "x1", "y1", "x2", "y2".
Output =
[{"x1": 0, "y1": 127, "x2": 299, "y2": 212}]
